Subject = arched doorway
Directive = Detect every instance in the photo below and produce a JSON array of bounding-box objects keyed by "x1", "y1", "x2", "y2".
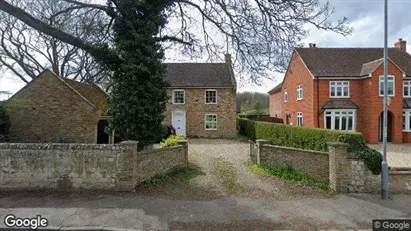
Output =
[{"x1": 378, "y1": 111, "x2": 393, "y2": 142}]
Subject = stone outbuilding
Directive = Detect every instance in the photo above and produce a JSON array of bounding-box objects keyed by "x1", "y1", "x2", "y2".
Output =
[{"x1": 5, "y1": 70, "x2": 111, "y2": 143}]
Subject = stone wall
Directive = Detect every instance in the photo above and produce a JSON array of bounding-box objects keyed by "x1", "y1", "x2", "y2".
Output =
[
  {"x1": 164, "y1": 88, "x2": 237, "y2": 138},
  {"x1": 254, "y1": 140, "x2": 329, "y2": 181},
  {"x1": 389, "y1": 168, "x2": 411, "y2": 194},
  {"x1": 0, "y1": 140, "x2": 188, "y2": 191},
  {"x1": 251, "y1": 140, "x2": 410, "y2": 194}
]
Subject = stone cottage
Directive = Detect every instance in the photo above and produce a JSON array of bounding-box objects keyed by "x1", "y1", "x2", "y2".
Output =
[
  {"x1": 6, "y1": 54, "x2": 237, "y2": 143},
  {"x1": 163, "y1": 54, "x2": 237, "y2": 138},
  {"x1": 5, "y1": 70, "x2": 111, "y2": 143}
]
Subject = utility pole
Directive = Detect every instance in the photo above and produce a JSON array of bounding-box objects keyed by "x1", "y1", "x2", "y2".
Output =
[{"x1": 381, "y1": 0, "x2": 389, "y2": 200}]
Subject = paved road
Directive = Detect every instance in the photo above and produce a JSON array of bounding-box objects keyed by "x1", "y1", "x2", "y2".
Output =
[{"x1": 0, "y1": 139, "x2": 410, "y2": 230}]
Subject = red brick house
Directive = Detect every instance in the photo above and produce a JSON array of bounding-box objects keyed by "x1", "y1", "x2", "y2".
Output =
[{"x1": 268, "y1": 39, "x2": 411, "y2": 144}]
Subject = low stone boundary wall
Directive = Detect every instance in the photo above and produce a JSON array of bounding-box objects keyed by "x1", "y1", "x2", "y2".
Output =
[
  {"x1": 251, "y1": 140, "x2": 328, "y2": 181},
  {"x1": 389, "y1": 168, "x2": 411, "y2": 194},
  {"x1": 0, "y1": 140, "x2": 188, "y2": 191},
  {"x1": 251, "y1": 140, "x2": 410, "y2": 194}
]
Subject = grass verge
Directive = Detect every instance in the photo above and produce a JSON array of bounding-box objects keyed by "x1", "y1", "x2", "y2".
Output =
[
  {"x1": 136, "y1": 164, "x2": 200, "y2": 189},
  {"x1": 244, "y1": 160, "x2": 329, "y2": 190},
  {"x1": 213, "y1": 157, "x2": 246, "y2": 194}
]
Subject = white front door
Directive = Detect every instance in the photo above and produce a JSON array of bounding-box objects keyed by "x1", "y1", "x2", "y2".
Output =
[{"x1": 172, "y1": 110, "x2": 186, "y2": 136}]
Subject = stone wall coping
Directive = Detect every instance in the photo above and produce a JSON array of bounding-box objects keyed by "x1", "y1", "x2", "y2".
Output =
[
  {"x1": 0, "y1": 143, "x2": 129, "y2": 150},
  {"x1": 327, "y1": 142, "x2": 349, "y2": 147},
  {"x1": 137, "y1": 145, "x2": 183, "y2": 155},
  {"x1": 263, "y1": 144, "x2": 328, "y2": 155},
  {"x1": 177, "y1": 140, "x2": 188, "y2": 144},
  {"x1": 389, "y1": 171, "x2": 411, "y2": 175}
]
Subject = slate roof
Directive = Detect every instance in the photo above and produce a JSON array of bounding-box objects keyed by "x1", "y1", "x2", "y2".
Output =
[
  {"x1": 296, "y1": 48, "x2": 411, "y2": 77},
  {"x1": 61, "y1": 78, "x2": 110, "y2": 115},
  {"x1": 267, "y1": 83, "x2": 282, "y2": 94},
  {"x1": 164, "y1": 63, "x2": 236, "y2": 88},
  {"x1": 403, "y1": 99, "x2": 411, "y2": 109},
  {"x1": 322, "y1": 99, "x2": 359, "y2": 110}
]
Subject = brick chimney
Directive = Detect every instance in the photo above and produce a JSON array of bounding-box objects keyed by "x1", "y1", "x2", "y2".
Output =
[
  {"x1": 309, "y1": 43, "x2": 317, "y2": 48},
  {"x1": 225, "y1": 53, "x2": 232, "y2": 66},
  {"x1": 394, "y1": 38, "x2": 406, "y2": 52}
]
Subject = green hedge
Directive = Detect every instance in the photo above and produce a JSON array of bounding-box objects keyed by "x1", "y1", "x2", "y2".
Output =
[
  {"x1": 238, "y1": 118, "x2": 382, "y2": 174},
  {"x1": 238, "y1": 118, "x2": 366, "y2": 152}
]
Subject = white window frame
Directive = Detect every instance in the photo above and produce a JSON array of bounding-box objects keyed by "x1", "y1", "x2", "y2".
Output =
[
  {"x1": 205, "y1": 89, "x2": 218, "y2": 104},
  {"x1": 297, "y1": 112, "x2": 303, "y2": 127},
  {"x1": 379, "y1": 75, "x2": 395, "y2": 97},
  {"x1": 403, "y1": 110, "x2": 411, "y2": 132},
  {"x1": 404, "y1": 81, "x2": 411, "y2": 98},
  {"x1": 172, "y1": 89, "x2": 185, "y2": 104},
  {"x1": 284, "y1": 90, "x2": 288, "y2": 103},
  {"x1": 204, "y1": 114, "x2": 217, "y2": 130},
  {"x1": 297, "y1": 85, "x2": 303, "y2": 101},
  {"x1": 324, "y1": 109, "x2": 356, "y2": 132},
  {"x1": 330, "y1": 81, "x2": 350, "y2": 98}
]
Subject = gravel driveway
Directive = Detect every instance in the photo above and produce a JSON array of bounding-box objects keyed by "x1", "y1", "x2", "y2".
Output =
[
  {"x1": 368, "y1": 143, "x2": 411, "y2": 167},
  {"x1": 187, "y1": 139, "x2": 332, "y2": 200}
]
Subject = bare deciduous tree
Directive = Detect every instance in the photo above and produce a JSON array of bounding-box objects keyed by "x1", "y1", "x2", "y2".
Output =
[
  {"x1": 0, "y1": 0, "x2": 111, "y2": 86},
  {"x1": 0, "y1": 0, "x2": 352, "y2": 83}
]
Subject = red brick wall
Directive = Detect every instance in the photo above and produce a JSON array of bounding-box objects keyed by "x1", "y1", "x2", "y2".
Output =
[
  {"x1": 269, "y1": 91, "x2": 282, "y2": 118},
  {"x1": 361, "y1": 61, "x2": 404, "y2": 143},
  {"x1": 279, "y1": 52, "x2": 315, "y2": 126}
]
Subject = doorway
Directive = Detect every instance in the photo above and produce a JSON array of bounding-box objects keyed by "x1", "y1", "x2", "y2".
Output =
[
  {"x1": 172, "y1": 110, "x2": 186, "y2": 136},
  {"x1": 378, "y1": 111, "x2": 393, "y2": 142},
  {"x1": 97, "y1": 120, "x2": 110, "y2": 144}
]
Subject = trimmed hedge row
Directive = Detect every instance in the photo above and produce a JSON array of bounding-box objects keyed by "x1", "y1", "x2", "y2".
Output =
[
  {"x1": 238, "y1": 118, "x2": 382, "y2": 174},
  {"x1": 238, "y1": 118, "x2": 366, "y2": 152}
]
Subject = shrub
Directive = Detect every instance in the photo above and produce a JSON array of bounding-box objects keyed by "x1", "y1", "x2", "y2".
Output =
[
  {"x1": 0, "y1": 105, "x2": 10, "y2": 137},
  {"x1": 353, "y1": 147, "x2": 383, "y2": 174},
  {"x1": 238, "y1": 118, "x2": 366, "y2": 152},
  {"x1": 160, "y1": 135, "x2": 185, "y2": 148},
  {"x1": 238, "y1": 118, "x2": 383, "y2": 174}
]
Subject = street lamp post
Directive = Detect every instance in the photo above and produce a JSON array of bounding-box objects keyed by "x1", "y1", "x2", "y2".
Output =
[{"x1": 381, "y1": 0, "x2": 389, "y2": 200}]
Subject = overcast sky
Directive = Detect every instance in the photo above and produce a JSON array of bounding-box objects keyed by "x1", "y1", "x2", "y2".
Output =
[{"x1": 1, "y1": 0, "x2": 411, "y2": 99}]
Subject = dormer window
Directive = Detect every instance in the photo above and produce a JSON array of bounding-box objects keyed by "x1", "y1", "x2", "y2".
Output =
[{"x1": 330, "y1": 81, "x2": 349, "y2": 98}]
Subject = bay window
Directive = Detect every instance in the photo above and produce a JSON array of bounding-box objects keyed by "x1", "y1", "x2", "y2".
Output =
[
  {"x1": 403, "y1": 110, "x2": 411, "y2": 131},
  {"x1": 324, "y1": 110, "x2": 356, "y2": 131}
]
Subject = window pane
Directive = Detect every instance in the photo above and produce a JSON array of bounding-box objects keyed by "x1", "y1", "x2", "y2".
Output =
[
  {"x1": 341, "y1": 115, "x2": 347, "y2": 130},
  {"x1": 326, "y1": 116, "x2": 331, "y2": 129},
  {"x1": 343, "y1": 86, "x2": 348, "y2": 96},
  {"x1": 348, "y1": 116, "x2": 353, "y2": 130},
  {"x1": 388, "y1": 82, "x2": 394, "y2": 95},
  {"x1": 405, "y1": 86, "x2": 409, "y2": 96},
  {"x1": 334, "y1": 116, "x2": 340, "y2": 130},
  {"x1": 380, "y1": 81, "x2": 384, "y2": 95},
  {"x1": 330, "y1": 88, "x2": 335, "y2": 96},
  {"x1": 403, "y1": 113, "x2": 406, "y2": 130},
  {"x1": 337, "y1": 87, "x2": 342, "y2": 96}
]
